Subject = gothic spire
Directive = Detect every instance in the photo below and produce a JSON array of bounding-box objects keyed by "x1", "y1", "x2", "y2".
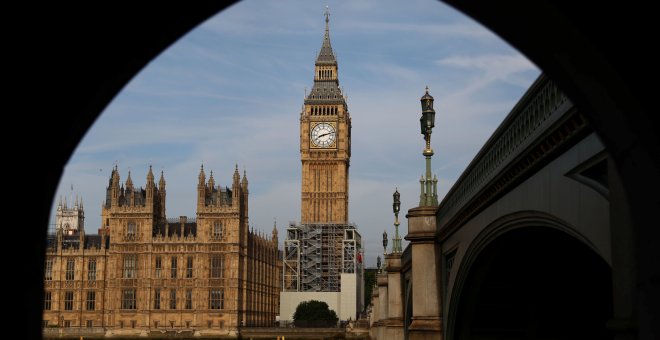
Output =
[
  {"x1": 208, "y1": 170, "x2": 215, "y2": 189},
  {"x1": 125, "y1": 170, "x2": 134, "y2": 190},
  {"x1": 233, "y1": 164, "x2": 240, "y2": 186},
  {"x1": 241, "y1": 169, "x2": 248, "y2": 187},
  {"x1": 316, "y1": 6, "x2": 337, "y2": 66},
  {"x1": 198, "y1": 164, "x2": 206, "y2": 185},
  {"x1": 147, "y1": 165, "x2": 155, "y2": 184},
  {"x1": 272, "y1": 219, "x2": 278, "y2": 242},
  {"x1": 306, "y1": 7, "x2": 344, "y2": 104},
  {"x1": 159, "y1": 170, "x2": 166, "y2": 189},
  {"x1": 111, "y1": 165, "x2": 120, "y2": 186}
]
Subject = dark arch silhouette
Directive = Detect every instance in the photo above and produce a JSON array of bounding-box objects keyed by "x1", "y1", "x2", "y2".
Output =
[
  {"x1": 453, "y1": 227, "x2": 612, "y2": 339},
  {"x1": 16, "y1": 2, "x2": 658, "y2": 339}
]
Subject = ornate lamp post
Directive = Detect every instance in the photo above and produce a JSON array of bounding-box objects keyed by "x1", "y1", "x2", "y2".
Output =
[
  {"x1": 419, "y1": 86, "x2": 439, "y2": 206},
  {"x1": 382, "y1": 230, "x2": 388, "y2": 255},
  {"x1": 377, "y1": 255, "x2": 382, "y2": 272},
  {"x1": 392, "y1": 188, "x2": 402, "y2": 253}
]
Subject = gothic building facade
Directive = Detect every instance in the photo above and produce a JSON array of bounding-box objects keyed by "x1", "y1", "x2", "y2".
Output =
[{"x1": 43, "y1": 165, "x2": 280, "y2": 337}]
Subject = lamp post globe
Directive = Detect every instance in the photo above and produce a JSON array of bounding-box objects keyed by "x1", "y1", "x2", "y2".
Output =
[
  {"x1": 420, "y1": 86, "x2": 435, "y2": 136},
  {"x1": 393, "y1": 188, "x2": 401, "y2": 215}
]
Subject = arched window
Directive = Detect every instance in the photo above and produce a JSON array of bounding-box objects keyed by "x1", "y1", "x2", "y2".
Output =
[
  {"x1": 213, "y1": 222, "x2": 223, "y2": 239},
  {"x1": 127, "y1": 222, "x2": 136, "y2": 240},
  {"x1": 123, "y1": 254, "x2": 137, "y2": 278}
]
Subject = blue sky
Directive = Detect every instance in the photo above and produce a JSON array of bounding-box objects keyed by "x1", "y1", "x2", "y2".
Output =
[{"x1": 50, "y1": 0, "x2": 539, "y2": 267}]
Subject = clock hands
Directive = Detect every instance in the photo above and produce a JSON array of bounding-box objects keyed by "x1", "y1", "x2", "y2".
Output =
[{"x1": 312, "y1": 123, "x2": 335, "y2": 147}]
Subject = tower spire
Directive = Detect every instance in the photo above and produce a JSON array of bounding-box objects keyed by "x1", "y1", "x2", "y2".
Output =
[
  {"x1": 233, "y1": 164, "x2": 240, "y2": 186},
  {"x1": 147, "y1": 165, "x2": 154, "y2": 182},
  {"x1": 197, "y1": 164, "x2": 206, "y2": 209},
  {"x1": 316, "y1": 6, "x2": 336, "y2": 66},
  {"x1": 159, "y1": 170, "x2": 166, "y2": 189},
  {"x1": 125, "y1": 170, "x2": 133, "y2": 190},
  {"x1": 306, "y1": 7, "x2": 343, "y2": 104},
  {"x1": 198, "y1": 164, "x2": 206, "y2": 184},
  {"x1": 208, "y1": 169, "x2": 215, "y2": 190},
  {"x1": 325, "y1": 5, "x2": 330, "y2": 31}
]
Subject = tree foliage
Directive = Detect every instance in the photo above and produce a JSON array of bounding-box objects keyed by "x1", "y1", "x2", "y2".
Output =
[
  {"x1": 363, "y1": 268, "x2": 377, "y2": 311},
  {"x1": 293, "y1": 300, "x2": 339, "y2": 327}
]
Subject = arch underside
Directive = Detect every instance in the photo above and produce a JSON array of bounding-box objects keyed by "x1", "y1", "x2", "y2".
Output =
[
  {"x1": 23, "y1": 2, "x2": 658, "y2": 339},
  {"x1": 452, "y1": 225, "x2": 612, "y2": 340}
]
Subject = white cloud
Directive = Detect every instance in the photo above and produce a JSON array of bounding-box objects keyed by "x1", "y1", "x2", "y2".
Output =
[
  {"x1": 436, "y1": 54, "x2": 538, "y2": 89},
  {"x1": 342, "y1": 21, "x2": 494, "y2": 40}
]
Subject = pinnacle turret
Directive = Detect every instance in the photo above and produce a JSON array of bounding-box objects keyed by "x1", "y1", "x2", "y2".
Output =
[
  {"x1": 272, "y1": 220, "x2": 278, "y2": 243},
  {"x1": 147, "y1": 165, "x2": 155, "y2": 184},
  {"x1": 125, "y1": 170, "x2": 134, "y2": 190},
  {"x1": 208, "y1": 170, "x2": 215, "y2": 189},
  {"x1": 233, "y1": 164, "x2": 240, "y2": 187},
  {"x1": 159, "y1": 170, "x2": 166, "y2": 189},
  {"x1": 198, "y1": 164, "x2": 206, "y2": 185},
  {"x1": 241, "y1": 170, "x2": 248, "y2": 187}
]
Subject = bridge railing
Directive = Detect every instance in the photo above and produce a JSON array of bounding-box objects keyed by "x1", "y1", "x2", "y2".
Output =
[{"x1": 436, "y1": 74, "x2": 575, "y2": 234}]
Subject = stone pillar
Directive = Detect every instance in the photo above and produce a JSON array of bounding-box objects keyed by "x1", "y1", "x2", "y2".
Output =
[
  {"x1": 370, "y1": 287, "x2": 379, "y2": 340},
  {"x1": 385, "y1": 253, "x2": 404, "y2": 339},
  {"x1": 377, "y1": 273, "x2": 389, "y2": 340},
  {"x1": 405, "y1": 206, "x2": 442, "y2": 340},
  {"x1": 607, "y1": 160, "x2": 637, "y2": 340}
]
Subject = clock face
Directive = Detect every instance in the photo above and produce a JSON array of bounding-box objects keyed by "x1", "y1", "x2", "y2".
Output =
[{"x1": 311, "y1": 122, "x2": 336, "y2": 148}]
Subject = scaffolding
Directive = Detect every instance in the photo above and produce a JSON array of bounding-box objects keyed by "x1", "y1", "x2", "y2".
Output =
[{"x1": 283, "y1": 222, "x2": 361, "y2": 292}]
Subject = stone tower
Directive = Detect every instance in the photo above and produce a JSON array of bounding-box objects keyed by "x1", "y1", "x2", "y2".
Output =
[
  {"x1": 101, "y1": 165, "x2": 166, "y2": 242},
  {"x1": 300, "y1": 7, "x2": 351, "y2": 224},
  {"x1": 281, "y1": 9, "x2": 363, "y2": 323},
  {"x1": 55, "y1": 192, "x2": 84, "y2": 235}
]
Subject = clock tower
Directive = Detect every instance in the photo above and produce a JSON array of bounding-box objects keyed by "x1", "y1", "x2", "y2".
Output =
[{"x1": 300, "y1": 8, "x2": 351, "y2": 224}]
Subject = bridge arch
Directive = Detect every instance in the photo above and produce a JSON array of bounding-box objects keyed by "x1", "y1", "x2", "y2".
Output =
[{"x1": 447, "y1": 211, "x2": 612, "y2": 339}]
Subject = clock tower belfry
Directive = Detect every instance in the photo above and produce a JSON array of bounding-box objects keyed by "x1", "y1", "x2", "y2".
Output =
[{"x1": 300, "y1": 8, "x2": 351, "y2": 224}]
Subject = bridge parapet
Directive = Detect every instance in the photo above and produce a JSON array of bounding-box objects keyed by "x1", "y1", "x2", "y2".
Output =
[{"x1": 436, "y1": 74, "x2": 585, "y2": 238}]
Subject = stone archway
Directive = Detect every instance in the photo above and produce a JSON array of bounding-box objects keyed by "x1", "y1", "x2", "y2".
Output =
[
  {"x1": 450, "y1": 223, "x2": 612, "y2": 339},
  {"x1": 21, "y1": 2, "x2": 658, "y2": 339}
]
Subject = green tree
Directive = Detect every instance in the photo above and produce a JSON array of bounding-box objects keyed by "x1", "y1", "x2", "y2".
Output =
[
  {"x1": 363, "y1": 268, "x2": 378, "y2": 311},
  {"x1": 293, "y1": 300, "x2": 339, "y2": 327}
]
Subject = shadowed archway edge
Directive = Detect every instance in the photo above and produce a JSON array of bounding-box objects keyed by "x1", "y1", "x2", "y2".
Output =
[
  {"x1": 19, "y1": 1, "x2": 658, "y2": 338},
  {"x1": 24, "y1": 4, "x2": 231, "y2": 338},
  {"x1": 445, "y1": 210, "x2": 601, "y2": 339},
  {"x1": 441, "y1": 2, "x2": 659, "y2": 336}
]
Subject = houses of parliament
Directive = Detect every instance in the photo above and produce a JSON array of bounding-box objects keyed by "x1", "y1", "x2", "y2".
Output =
[
  {"x1": 43, "y1": 9, "x2": 362, "y2": 337},
  {"x1": 42, "y1": 165, "x2": 280, "y2": 336}
]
